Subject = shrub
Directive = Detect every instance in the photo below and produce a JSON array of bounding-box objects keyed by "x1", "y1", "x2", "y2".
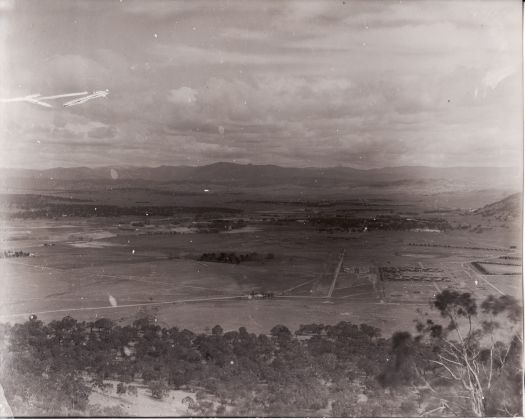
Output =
[
  {"x1": 127, "y1": 385, "x2": 138, "y2": 397},
  {"x1": 149, "y1": 380, "x2": 169, "y2": 400},
  {"x1": 116, "y1": 382, "x2": 126, "y2": 395}
]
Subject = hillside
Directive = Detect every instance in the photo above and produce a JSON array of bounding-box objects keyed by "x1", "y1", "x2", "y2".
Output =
[{"x1": 475, "y1": 192, "x2": 522, "y2": 220}]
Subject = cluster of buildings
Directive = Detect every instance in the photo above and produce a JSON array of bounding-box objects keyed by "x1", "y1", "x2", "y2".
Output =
[{"x1": 247, "y1": 291, "x2": 275, "y2": 299}]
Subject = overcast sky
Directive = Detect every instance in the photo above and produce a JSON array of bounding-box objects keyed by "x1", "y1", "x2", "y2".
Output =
[{"x1": 0, "y1": 0, "x2": 522, "y2": 169}]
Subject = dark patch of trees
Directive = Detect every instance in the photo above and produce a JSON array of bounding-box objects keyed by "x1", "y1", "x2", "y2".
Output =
[
  {"x1": 0, "y1": 193, "x2": 92, "y2": 209},
  {"x1": 199, "y1": 252, "x2": 261, "y2": 264},
  {"x1": 1, "y1": 290, "x2": 521, "y2": 417},
  {"x1": 1, "y1": 316, "x2": 391, "y2": 416},
  {"x1": 12, "y1": 203, "x2": 242, "y2": 219},
  {"x1": 208, "y1": 219, "x2": 247, "y2": 230},
  {"x1": 311, "y1": 215, "x2": 452, "y2": 232},
  {"x1": 1, "y1": 250, "x2": 31, "y2": 258}
]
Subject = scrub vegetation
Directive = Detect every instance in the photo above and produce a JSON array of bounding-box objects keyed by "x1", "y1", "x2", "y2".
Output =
[{"x1": 1, "y1": 290, "x2": 521, "y2": 417}]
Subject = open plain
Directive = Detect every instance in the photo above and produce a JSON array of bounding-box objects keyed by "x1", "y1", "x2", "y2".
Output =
[{"x1": 1, "y1": 168, "x2": 521, "y2": 337}]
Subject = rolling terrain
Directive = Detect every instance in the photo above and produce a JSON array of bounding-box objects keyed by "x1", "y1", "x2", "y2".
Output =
[
  {"x1": 0, "y1": 164, "x2": 522, "y2": 417},
  {"x1": 1, "y1": 162, "x2": 520, "y2": 194},
  {"x1": 0, "y1": 164, "x2": 521, "y2": 335}
]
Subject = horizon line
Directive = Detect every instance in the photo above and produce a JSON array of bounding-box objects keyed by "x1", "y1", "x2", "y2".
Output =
[{"x1": 0, "y1": 162, "x2": 521, "y2": 172}]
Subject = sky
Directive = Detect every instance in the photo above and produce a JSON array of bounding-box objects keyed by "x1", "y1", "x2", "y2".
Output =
[{"x1": 0, "y1": 0, "x2": 522, "y2": 169}]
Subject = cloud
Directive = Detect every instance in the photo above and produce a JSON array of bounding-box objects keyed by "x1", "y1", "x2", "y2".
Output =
[
  {"x1": 88, "y1": 125, "x2": 117, "y2": 139},
  {"x1": 168, "y1": 86, "x2": 197, "y2": 104},
  {"x1": 121, "y1": 1, "x2": 205, "y2": 18},
  {"x1": 0, "y1": 0, "x2": 522, "y2": 169},
  {"x1": 155, "y1": 44, "x2": 298, "y2": 67},
  {"x1": 219, "y1": 27, "x2": 272, "y2": 42}
]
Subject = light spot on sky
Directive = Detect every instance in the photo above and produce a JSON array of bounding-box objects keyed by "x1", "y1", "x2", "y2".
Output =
[{"x1": 482, "y1": 66, "x2": 515, "y2": 90}]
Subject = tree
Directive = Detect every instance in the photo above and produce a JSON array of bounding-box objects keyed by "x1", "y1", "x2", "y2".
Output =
[
  {"x1": 416, "y1": 290, "x2": 522, "y2": 417},
  {"x1": 360, "y1": 323, "x2": 381, "y2": 342},
  {"x1": 127, "y1": 385, "x2": 138, "y2": 397},
  {"x1": 149, "y1": 380, "x2": 169, "y2": 400},
  {"x1": 378, "y1": 331, "x2": 418, "y2": 387},
  {"x1": 211, "y1": 325, "x2": 224, "y2": 336},
  {"x1": 93, "y1": 318, "x2": 114, "y2": 332},
  {"x1": 270, "y1": 325, "x2": 292, "y2": 341},
  {"x1": 216, "y1": 404, "x2": 227, "y2": 416},
  {"x1": 116, "y1": 383, "x2": 126, "y2": 394},
  {"x1": 182, "y1": 396, "x2": 196, "y2": 410},
  {"x1": 142, "y1": 368, "x2": 160, "y2": 383}
]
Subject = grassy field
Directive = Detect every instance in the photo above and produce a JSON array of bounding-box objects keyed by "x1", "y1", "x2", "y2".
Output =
[{"x1": 1, "y1": 202, "x2": 521, "y2": 336}]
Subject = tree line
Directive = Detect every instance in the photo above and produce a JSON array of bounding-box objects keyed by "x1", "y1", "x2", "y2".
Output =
[
  {"x1": 0, "y1": 290, "x2": 521, "y2": 417},
  {"x1": 198, "y1": 252, "x2": 274, "y2": 264},
  {"x1": 11, "y1": 204, "x2": 242, "y2": 219}
]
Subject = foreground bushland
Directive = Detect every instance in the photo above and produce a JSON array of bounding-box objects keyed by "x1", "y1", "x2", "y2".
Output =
[{"x1": 0, "y1": 290, "x2": 521, "y2": 417}]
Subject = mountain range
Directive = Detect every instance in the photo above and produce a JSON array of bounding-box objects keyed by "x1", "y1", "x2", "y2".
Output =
[{"x1": 0, "y1": 163, "x2": 520, "y2": 189}]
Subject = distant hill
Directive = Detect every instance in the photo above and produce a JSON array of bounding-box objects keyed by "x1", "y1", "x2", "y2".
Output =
[
  {"x1": 0, "y1": 162, "x2": 520, "y2": 188},
  {"x1": 475, "y1": 193, "x2": 522, "y2": 220},
  {"x1": 0, "y1": 162, "x2": 521, "y2": 199}
]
